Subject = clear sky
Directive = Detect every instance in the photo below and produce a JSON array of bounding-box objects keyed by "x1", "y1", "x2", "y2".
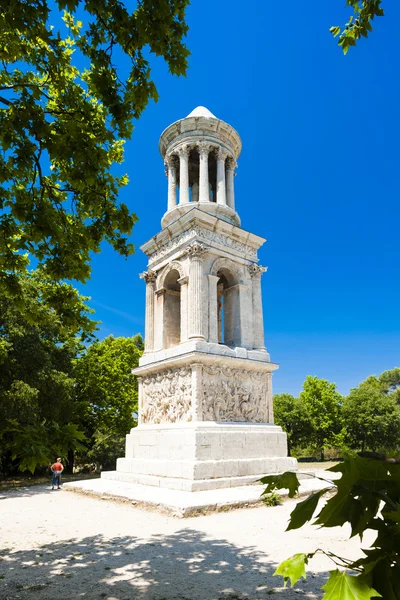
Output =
[{"x1": 79, "y1": 2, "x2": 400, "y2": 397}]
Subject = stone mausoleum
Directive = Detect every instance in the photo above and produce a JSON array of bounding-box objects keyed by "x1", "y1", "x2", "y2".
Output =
[{"x1": 102, "y1": 106, "x2": 296, "y2": 494}]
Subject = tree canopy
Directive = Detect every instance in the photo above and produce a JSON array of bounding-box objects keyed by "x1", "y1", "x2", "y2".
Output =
[
  {"x1": 299, "y1": 376, "x2": 343, "y2": 459},
  {"x1": 0, "y1": 0, "x2": 189, "y2": 312}
]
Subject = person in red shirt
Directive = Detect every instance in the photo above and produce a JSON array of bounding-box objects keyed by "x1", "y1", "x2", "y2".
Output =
[{"x1": 50, "y1": 458, "x2": 64, "y2": 490}]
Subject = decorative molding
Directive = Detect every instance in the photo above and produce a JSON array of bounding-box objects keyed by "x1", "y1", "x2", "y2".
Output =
[
  {"x1": 201, "y1": 366, "x2": 269, "y2": 423},
  {"x1": 157, "y1": 260, "x2": 186, "y2": 289},
  {"x1": 248, "y1": 264, "x2": 267, "y2": 278},
  {"x1": 140, "y1": 270, "x2": 157, "y2": 284},
  {"x1": 185, "y1": 241, "x2": 206, "y2": 259},
  {"x1": 141, "y1": 367, "x2": 192, "y2": 424},
  {"x1": 148, "y1": 226, "x2": 257, "y2": 263},
  {"x1": 226, "y1": 157, "x2": 237, "y2": 171},
  {"x1": 197, "y1": 141, "x2": 211, "y2": 156},
  {"x1": 210, "y1": 256, "x2": 244, "y2": 284},
  {"x1": 177, "y1": 144, "x2": 190, "y2": 158},
  {"x1": 164, "y1": 154, "x2": 178, "y2": 176},
  {"x1": 216, "y1": 147, "x2": 228, "y2": 161}
]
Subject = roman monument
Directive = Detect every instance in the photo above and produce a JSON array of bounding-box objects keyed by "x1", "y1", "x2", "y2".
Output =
[{"x1": 102, "y1": 106, "x2": 296, "y2": 493}]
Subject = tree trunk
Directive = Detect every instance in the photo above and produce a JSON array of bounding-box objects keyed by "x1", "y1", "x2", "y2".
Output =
[
  {"x1": 66, "y1": 449, "x2": 74, "y2": 474},
  {"x1": 320, "y1": 447, "x2": 325, "y2": 461}
]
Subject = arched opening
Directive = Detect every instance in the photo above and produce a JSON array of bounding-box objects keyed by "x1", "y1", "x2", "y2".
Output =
[
  {"x1": 163, "y1": 269, "x2": 181, "y2": 348},
  {"x1": 216, "y1": 268, "x2": 240, "y2": 347}
]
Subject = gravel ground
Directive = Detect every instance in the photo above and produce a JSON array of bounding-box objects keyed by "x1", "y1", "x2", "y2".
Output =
[{"x1": 0, "y1": 483, "x2": 370, "y2": 600}]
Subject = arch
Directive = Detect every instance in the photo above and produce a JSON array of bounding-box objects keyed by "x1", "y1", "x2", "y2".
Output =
[
  {"x1": 210, "y1": 257, "x2": 243, "y2": 284},
  {"x1": 157, "y1": 260, "x2": 186, "y2": 291}
]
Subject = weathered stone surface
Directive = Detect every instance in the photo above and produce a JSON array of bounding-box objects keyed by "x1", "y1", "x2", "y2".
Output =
[{"x1": 101, "y1": 107, "x2": 297, "y2": 495}]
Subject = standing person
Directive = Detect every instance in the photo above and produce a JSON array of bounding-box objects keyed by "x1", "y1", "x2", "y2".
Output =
[{"x1": 50, "y1": 457, "x2": 64, "y2": 490}]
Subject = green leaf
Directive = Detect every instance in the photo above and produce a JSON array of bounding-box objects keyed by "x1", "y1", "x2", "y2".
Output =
[
  {"x1": 259, "y1": 471, "x2": 300, "y2": 498},
  {"x1": 287, "y1": 488, "x2": 332, "y2": 531},
  {"x1": 330, "y1": 26, "x2": 341, "y2": 38},
  {"x1": 274, "y1": 553, "x2": 308, "y2": 588},
  {"x1": 382, "y1": 504, "x2": 400, "y2": 523},
  {"x1": 322, "y1": 571, "x2": 381, "y2": 600}
]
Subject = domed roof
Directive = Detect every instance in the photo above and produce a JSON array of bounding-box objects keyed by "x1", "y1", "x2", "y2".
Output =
[
  {"x1": 159, "y1": 105, "x2": 241, "y2": 160},
  {"x1": 186, "y1": 106, "x2": 217, "y2": 119}
]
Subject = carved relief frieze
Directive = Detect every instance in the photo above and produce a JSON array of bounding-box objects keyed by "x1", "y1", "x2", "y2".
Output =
[
  {"x1": 141, "y1": 367, "x2": 192, "y2": 424},
  {"x1": 148, "y1": 226, "x2": 257, "y2": 263},
  {"x1": 201, "y1": 366, "x2": 269, "y2": 423}
]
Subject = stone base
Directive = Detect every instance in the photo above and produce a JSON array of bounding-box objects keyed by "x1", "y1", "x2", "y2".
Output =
[
  {"x1": 101, "y1": 422, "x2": 297, "y2": 492},
  {"x1": 64, "y1": 474, "x2": 331, "y2": 518}
]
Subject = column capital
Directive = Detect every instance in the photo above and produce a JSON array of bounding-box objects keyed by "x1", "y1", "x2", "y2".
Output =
[
  {"x1": 216, "y1": 147, "x2": 229, "y2": 161},
  {"x1": 164, "y1": 153, "x2": 177, "y2": 169},
  {"x1": 248, "y1": 264, "x2": 267, "y2": 278},
  {"x1": 226, "y1": 156, "x2": 237, "y2": 171},
  {"x1": 177, "y1": 144, "x2": 190, "y2": 158},
  {"x1": 197, "y1": 141, "x2": 211, "y2": 156},
  {"x1": 185, "y1": 241, "x2": 207, "y2": 259},
  {"x1": 178, "y1": 275, "x2": 189, "y2": 286},
  {"x1": 140, "y1": 270, "x2": 157, "y2": 284}
]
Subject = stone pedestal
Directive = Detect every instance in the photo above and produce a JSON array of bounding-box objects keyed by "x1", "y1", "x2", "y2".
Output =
[
  {"x1": 102, "y1": 351, "x2": 296, "y2": 492},
  {"x1": 102, "y1": 422, "x2": 296, "y2": 492}
]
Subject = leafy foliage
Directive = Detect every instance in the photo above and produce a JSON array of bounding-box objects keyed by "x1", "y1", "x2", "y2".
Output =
[
  {"x1": 0, "y1": 0, "x2": 189, "y2": 315},
  {"x1": 273, "y1": 393, "x2": 312, "y2": 456},
  {"x1": 0, "y1": 271, "x2": 92, "y2": 474},
  {"x1": 342, "y1": 385, "x2": 400, "y2": 453},
  {"x1": 2, "y1": 420, "x2": 86, "y2": 474},
  {"x1": 274, "y1": 553, "x2": 308, "y2": 588},
  {"x1": 299, "y1": 376, "x2": 343, "y2": 460},
  {"x1": 259, "y1": 471, "x2": 300, "y2": 498},
  {"x1": 330, "y1": 1, "x2": 384, "y2": 54},
  {"x1": 74, "y1": 334, "x2": 143, "y2": 469},
  {"x1": 262, "y1": 454, "x2": 400, "y2": 599}
]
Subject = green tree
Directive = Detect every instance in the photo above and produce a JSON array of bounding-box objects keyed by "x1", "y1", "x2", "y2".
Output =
[
  {"x1": 0, "y1": 271, "x2": 93, "y2": 474},
  {"x1": 300, "y1": 376, "x2": 343, "y2": 460},
  {"x1": 273, "y1": 393, "x2": 312, "y2": 456},
  {"x1": 343, "y1": 385, "x2": 400, "y2": 453},
  {"x1": 74, "y1": 334, "x2": 143, "y2": 470},
  {"x1": 330, "y1": 1, "x2": 384, "y2": 54},
  {"x1": 0, "y1": 0, "x2": 189, "y2": 314}
]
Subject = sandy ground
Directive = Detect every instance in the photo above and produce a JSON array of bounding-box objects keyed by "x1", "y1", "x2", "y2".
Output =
[{"x1": 0, "y1": 483, "x2": 370, "y2": 600}]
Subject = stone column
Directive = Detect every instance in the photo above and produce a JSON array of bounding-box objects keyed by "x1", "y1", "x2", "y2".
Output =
[
  {"x1": 186, "y1": 242, "x2": 206, "y2": 340},
  {"x1": 165, "y1": 154, "x2": 177, "y2": 211},
  {"x1": 178, "y1": 145, "x2": 190, "y2": 205},
  {"x1": 192, "y1": 181, "x2": 199, "y2": 203},
  {"x1": 178, "y1": 276, "x2": 189, "y2": 342},
  {"x1": 226, "y1": 157, "x2": 236, "y2": 210},
  {"x1": 248, "y1": 264, "x2": 267, "y2": 350},
  {"x1": 207, "y1": 274, "x2": 220, "y2": 343},
  {"x1": 140, "y1": 270, "x2": 157, "y2": 352},
  {"x1": 198, "y1": 142, "x2": 210, "y2": 203},
  {"x1": 216, "y1": 148, "x2": 227, "y2": 206},
  {"x1": 217, "y1": 282, "x2": 224, "y2": 343},
  {"x1": 155, "y1": 288, "x2": 166, "y2": 350}
]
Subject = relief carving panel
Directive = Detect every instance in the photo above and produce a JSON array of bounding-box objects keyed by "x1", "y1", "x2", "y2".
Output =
[
  {"x1": 202, "y1": 366, "x2": 270, "y2": 423},
  {"x1": 148, "y1": 226, "x2": 257, "y2": 263},
  {"x1": 141, "y1": 367, "x2": 192, "y2": 424}
]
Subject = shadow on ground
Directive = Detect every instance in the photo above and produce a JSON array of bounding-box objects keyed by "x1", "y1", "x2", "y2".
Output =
[{"x1": 0, "y1": 528, "x2": 328, "y2": 600}]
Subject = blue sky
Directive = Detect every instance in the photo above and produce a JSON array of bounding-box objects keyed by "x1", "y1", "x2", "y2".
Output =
[{"x1": 79, "y1": 2, "x2": 400, "y2": 397}]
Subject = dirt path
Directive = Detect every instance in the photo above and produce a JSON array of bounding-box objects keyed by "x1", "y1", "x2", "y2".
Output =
[{"x1": 0, "y1": 483, "x2": 369, "y2": 600}]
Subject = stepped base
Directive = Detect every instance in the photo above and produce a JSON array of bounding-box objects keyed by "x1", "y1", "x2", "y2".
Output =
[{"x1": 101, "y1": 422, "x2": 297, "y2": 492}]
